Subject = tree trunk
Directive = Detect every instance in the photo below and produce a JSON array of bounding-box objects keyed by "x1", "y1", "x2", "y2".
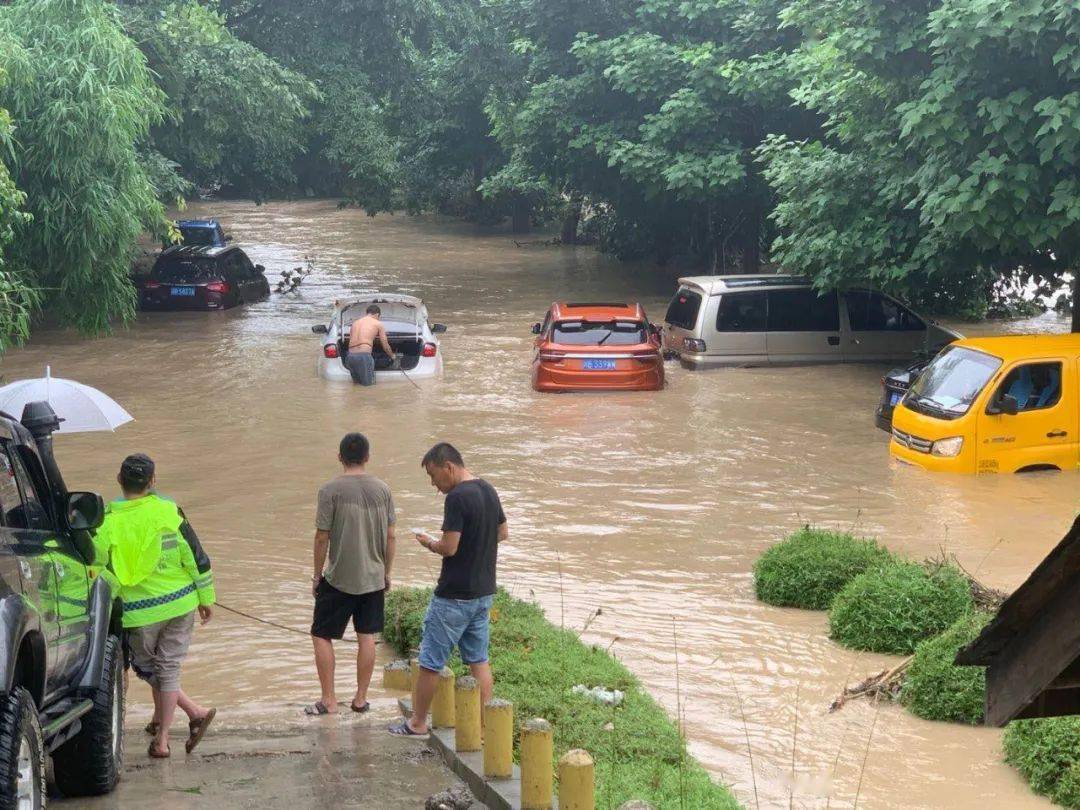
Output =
[
  {"x1": 740, "y1": 208, "x2": 761, "y2": 274},
  {"x1": 472, "y1": 157, "x2": 485, "y2": 211},
  {"x1": 1072, "y1": 272, "x2": 1080, "y2": 333},
  {"x1": 511, "y1": 195, "x2": 530, "y2": 234},
  {"x1": 560, "y1": 192, "x2": 583, "y2": 244}
]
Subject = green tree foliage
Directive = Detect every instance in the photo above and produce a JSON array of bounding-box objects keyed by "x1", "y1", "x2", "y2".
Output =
[
  {"x1": 0, "y1": 48, "x2": 36, "y2": 350},
  {"x1": 900, "y1": 612, "x2": 989, "y2": 724},
  {"x1": 760, "y1": 0, "x2": 1080, "y2": 322},
  {"x1": 753, "y1": 527, "x2": 894, "y2": 610},
  {"x1": 0, "y1": 0, "x2": 166, "y2": 333},
  {"x1": 119, "y1": 1, "x2": 317, "y2": 197},
  {"x1": 828, "y1": 560, "x2": 973, "y2": 654},
  {"x1": 1004, "y1": 717, "x2": 1080, "y2": 808}
]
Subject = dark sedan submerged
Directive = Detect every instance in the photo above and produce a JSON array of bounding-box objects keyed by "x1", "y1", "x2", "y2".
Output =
[
  {"x1": 875, "y1": 359, "x2": 928, "y2": 431},
  {"x1": 140, "y1": 245, "x2": 270, "y2": 311}
]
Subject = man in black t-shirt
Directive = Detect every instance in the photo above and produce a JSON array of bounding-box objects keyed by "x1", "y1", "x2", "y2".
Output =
[{"x1": 388, "y1": 442, "x2": 508, "y2": 737}]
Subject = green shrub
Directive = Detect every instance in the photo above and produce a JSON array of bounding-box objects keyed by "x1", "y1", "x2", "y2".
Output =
[
  {"x1": 900, "y1": 612, "x2": 989, "y2": 724},
  {"x1": 1004, "y1": 717, "x2": 1080, "y2": 808},
  {"x1": 753, "y1": 527, "x2": 893, "y2": 610},
  {"x1": 385, "y1": 587, "x2": 739, "y2": 809},
  {"x1": 828, "y1": 560, "x2": 973, "y2": 654}
]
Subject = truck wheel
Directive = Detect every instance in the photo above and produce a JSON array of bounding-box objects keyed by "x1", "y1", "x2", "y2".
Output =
[
  {"x1": 0, "y1": 687, "x2": 46, "y2": 810},
  {"x1": 51, "y1": 635, "x2": 124, "y2": 797}
]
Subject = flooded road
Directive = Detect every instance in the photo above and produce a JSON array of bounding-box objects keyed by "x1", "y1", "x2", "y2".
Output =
[{"x1": 6, "y1": 200, "x2": 1076, "y2": 808}]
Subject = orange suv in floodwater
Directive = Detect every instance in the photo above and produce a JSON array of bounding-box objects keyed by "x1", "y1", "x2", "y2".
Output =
[{"x1": 531, "y1": 302, "x2": 665, "y2": 392}]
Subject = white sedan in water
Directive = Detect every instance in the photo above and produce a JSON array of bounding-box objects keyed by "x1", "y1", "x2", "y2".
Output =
[{"x1": 313, "y1": 294, "x2": 446, "y2": 381}]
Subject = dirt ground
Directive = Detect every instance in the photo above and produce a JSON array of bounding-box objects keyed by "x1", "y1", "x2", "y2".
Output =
[{"x1": 59, "y1": 699, "x2": 477, "y2": 809}]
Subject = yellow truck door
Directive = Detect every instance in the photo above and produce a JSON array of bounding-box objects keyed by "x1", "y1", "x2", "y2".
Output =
[{"x1": 976, "y1": 358, "x2": 1074, "y2": 473}]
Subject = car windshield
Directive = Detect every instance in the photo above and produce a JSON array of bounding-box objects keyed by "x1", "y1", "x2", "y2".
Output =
[
  {"x1": 155, "y1": 259, "x2": 219, "y2": 283},
  {"x1": 552, "y1": 320, "x2": 646, "y2": 346},
  {"x1": 906, "y1": 346, "x2": 1002, "y2": 417}
]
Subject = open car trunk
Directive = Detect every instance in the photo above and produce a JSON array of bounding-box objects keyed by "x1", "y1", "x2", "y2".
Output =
[{"x1": 339, "y1": 335, "x2": 423, "y2": 371}]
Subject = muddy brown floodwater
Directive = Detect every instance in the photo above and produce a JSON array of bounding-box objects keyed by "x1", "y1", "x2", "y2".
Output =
[{"x1": 6, "y1": 200, "x2": 1077, "y2": 809}]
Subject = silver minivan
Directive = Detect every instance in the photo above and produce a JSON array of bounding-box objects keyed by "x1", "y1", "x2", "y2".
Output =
[{"x1": 662, "y1": 275, "x2": 959, "y2": 367}]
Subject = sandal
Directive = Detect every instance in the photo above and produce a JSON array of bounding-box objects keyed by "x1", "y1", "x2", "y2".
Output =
[
  {"x1": 185, "y1": 707, "x2": 216, "y2": 754},
  {"x1": 148, "y1": 742, "x2": 170, "y2": 759},
  {"x1": 350, "y1": 701, "x2": 370, "y2": 714},
  {"x1": 304, "y1": 701, "x2": 333, "y2": 716},
  {"x1": 387, "y1": 719, "x2": 427, "y2": 737},
  {"x1": 145, "y1": 721, "x2": 159, "y2": 736}
]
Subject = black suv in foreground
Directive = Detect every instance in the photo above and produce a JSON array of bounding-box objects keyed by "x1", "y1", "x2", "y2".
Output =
[
  {"x1": 139, "y1": 244, "x2": 270, "y2": 311},
  {"x1": 0, "y1": 402, "x2": 122, "y2": 806}
]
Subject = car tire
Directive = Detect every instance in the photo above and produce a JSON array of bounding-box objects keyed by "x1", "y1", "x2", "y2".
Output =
[
  {"x1": 0, "y1": 687, "x2": 46, "y2": 810},
  {"x1": 51, "y1": 635, "x2": 124, "y2": 797}
]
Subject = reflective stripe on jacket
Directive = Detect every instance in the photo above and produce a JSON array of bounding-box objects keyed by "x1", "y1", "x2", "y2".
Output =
[{"x1": 93, "y1": 494, "x2": 217, "y2": 628}]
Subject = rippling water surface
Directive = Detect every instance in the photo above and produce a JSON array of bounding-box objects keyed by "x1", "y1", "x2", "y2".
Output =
[{"x1": 6, "y1": 201, "x2": 1076, "y2": 808}]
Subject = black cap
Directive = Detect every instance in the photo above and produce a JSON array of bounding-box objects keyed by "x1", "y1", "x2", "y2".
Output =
[{"x1": 119, "y1": 453, "x2": 155, "y2": 487}]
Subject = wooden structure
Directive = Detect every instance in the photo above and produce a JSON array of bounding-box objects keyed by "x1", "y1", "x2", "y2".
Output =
[{"x1": 956, "y1": 514, "x2": 1080, "y2": 726}]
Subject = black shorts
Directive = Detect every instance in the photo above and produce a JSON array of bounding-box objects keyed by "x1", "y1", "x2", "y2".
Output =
[{"x1": 311, "y1": 578, "x2": 385, "y2": 639}]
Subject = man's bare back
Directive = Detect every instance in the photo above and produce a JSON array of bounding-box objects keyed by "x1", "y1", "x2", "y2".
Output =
[{"x1": 349, "y1": 311, "x2": 395, "y2": 360}]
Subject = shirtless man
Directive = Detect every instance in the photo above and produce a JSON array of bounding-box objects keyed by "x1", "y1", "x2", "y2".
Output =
[{"x1": 345, "y1": 305, "x2": 396, "y2": 386}]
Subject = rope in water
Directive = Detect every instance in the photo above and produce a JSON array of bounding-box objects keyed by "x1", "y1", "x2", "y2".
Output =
[{"x1": 215, "y1": 601, "x2": 361, "y2": 644}]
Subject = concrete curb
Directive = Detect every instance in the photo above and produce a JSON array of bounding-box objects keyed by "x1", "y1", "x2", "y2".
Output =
[{"x1": 399, "y1": 697, "x2": 560, "y2": 810}]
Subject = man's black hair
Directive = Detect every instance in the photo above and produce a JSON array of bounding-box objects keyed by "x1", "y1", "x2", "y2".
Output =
[
  {"x1": 366, "y1": 304, "x2": 381, "y2": 316},
  {"x1": 421, "y1": 442, "x2": 463, "y2": 468},
  {"x1": 119, "y1": 453, "x2": 155, "y2": 492},
  {"x1": 339, "y1": 432, "x2": 370, "y2": 466}
]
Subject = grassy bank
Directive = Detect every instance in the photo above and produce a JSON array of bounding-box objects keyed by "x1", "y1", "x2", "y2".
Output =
[
  {"x1": 385, "y1": 588, "x2": 741, "y2": 809},
  {"x1": 1004, "y1": 717, "x2": 1080, "y2": 808}
]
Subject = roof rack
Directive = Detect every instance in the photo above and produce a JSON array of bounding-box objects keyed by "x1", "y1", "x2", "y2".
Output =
[
  {"x1": 564, "y1": 302, "x2": 630, "y2": 308},
  {"x1": 723, "y1": 276, "x2": 810, "y2": 289}
]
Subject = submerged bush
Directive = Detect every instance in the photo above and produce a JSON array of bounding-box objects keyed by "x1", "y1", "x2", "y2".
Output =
[
  {"x1": 1004, "y1": 717, "x2": 1080, "y2": 808},
  {"x1": 753, "y1": 527, "x2": 893, "y2": 610},
  {"x1": 901, "y1": 612, "x2": 989, "y2": 724},
  {"x1": 828, "y1": 560, "x2": 973, "y2": 654}
]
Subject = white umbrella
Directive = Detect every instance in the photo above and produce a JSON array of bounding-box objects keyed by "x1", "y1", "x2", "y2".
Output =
[{"x1": 0, "y1": 367, "x2": 133, "y2": 433}]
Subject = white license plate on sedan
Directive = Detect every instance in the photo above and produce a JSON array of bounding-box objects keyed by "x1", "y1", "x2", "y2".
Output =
[{"x1": 583, "y1": 359, "x2": 616, "y2": 371}]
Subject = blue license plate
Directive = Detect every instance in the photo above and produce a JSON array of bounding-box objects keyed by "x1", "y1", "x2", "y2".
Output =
[
  {"x1": 171, "y1": 286, "x2": 196, "y2": 297},
  {"x1": 583, "y1": 359, "x2": 616, "y2": 371},
  {"x1": 889, "y1": 392, "x2": 901, "y2": 406}
]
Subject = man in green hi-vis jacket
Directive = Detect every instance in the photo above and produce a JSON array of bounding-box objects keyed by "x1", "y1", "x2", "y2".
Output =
[{"x1": 94, "y1": 454, "x2": 217, "y2": 759}]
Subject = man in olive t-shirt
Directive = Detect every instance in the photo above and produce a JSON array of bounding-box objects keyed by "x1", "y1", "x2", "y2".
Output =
[{"x1": 305, "y1": 432, "x2": 396, "y2": 716}]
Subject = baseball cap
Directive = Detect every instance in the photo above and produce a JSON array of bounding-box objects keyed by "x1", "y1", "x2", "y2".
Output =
[{"x1": 119, "y1": 453, "x2": 155, "y2": 486}]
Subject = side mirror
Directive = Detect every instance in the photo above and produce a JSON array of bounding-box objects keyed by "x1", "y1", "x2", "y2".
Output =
[
  {"x1": 312, "y1": 324, "x2": 329, "y2": 334},
  {"x1": 531, "y1": 323, "x2": 542, "y2": 335},
  {"x1": 431, "y1": 323, "x2": 447, "y2": 334},
  {"x1": 989, "y1": 394, "x2": 1019, "y2": 416},
  {"x1": 66, "y1": 491, "x2": 104, "y2": 532},
  {"x1": 224, "y1": 232, "x2": 234, "y2": 243}
]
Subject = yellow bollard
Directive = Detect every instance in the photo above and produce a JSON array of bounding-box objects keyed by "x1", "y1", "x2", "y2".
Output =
[
  {"x1": 520, "y1": 718, "x2": 553, "y2": 809},
  {"x1": 455, "y1": 676, "x2": 482, "y2": 752},
  {"x1": 482, "y1": 698, "x2": 513, "y2": 779},
  {"x1": 382, "y1": 659, "x2": 411, "y2": 691},
  {"x1": 559, "y1": 749, "x2": 595, "y2": 810},
  {"x1": 432, "y1": 667, "x2": 456, "y2": 728}
]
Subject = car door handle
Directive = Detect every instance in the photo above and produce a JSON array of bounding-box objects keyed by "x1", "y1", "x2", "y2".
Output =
[
  {"x1": 827, "y1": 336, "x2": 840, "y2": 346},
  {"x1": 1047, "y1": 430, "x2": 1068, "y2": 438}
]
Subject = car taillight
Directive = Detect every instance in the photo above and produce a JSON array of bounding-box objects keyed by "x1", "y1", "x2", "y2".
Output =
[
  {"x1": 323, "y1": 344, "x2": 339, "y2": 359},
  {"x1": 206, "y1": 281, "x2": 230, "y2": 294},
  {"x1": 538, "y1": 351, "x2": 566, "y2": 362},
  {"x1": 144, "y1": 280, "x2": 161, "y2": 290},
  {"x1": 422, "y1": 343, "x2": 438, "y2": 358}
]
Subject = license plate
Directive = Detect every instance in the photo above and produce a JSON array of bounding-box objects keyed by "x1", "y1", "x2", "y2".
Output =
[
  {"x1": 170, "y1": 286, "x2": 196, "y2": 297},
  {"x1": 583, "y1": 359, "x2": 616, "y2": 371},
  {"x1": 889, "y1": 392, "x2": 901, "y2": 406}
]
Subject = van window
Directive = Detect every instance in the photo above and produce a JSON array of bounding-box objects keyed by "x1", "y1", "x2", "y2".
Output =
[
  {"x1": 993, "y1": 362, "x2": 1062, "y2": 412},
  {"x1": 715, "y1": 292, "x2": 767, "y2": 332},
  {"x1": 845, "y1": 291, "x2": 924, "y2": 331},
  {"x1": 766, "y1": 289, "x2": 839, "y2": 332},
  {"x1": 665, "y1": 289, "x2": 702, "y2": 330}
]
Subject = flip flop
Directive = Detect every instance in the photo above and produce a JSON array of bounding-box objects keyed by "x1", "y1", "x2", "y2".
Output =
[
  {"x1": 387, "y1": 719, "x2": 427, "y2": 737},
  {"x1": 185, "y1": 707, "x2": 216, "y2": 754},
  {"x1": 148, "y1": 742, "x2": 170, "y2": 759},
  {"x1": 304, "y1": 701, "x2": 333, "y2": 716},
  {"x1": 350, "y1": 701, "x2": 370, "y2": 714}
]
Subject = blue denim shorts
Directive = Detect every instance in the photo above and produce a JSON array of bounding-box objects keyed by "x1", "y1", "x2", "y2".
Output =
[{"x1": 418, "y1": 594, "x2": 494, "y2": 671}]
